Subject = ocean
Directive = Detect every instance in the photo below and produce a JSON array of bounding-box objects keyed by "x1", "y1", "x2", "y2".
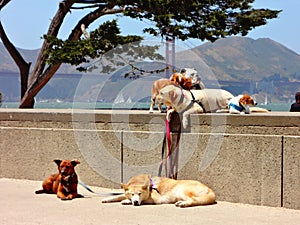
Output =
[{"x1": 0, "y1": 101, "x2": 292, "y2": 112}]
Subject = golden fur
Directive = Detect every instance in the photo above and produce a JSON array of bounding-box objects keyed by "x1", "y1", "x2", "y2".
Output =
[
  {"x1": 101, "y1": 174, "x2": 216, "y2": 207},
  {"x1": 149, "y1": 74, "x2": 192, "y2": 113}
]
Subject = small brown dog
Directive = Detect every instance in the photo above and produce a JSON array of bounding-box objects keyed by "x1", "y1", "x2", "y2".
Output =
[{"x1": 35, "y1": 159, "x2": 80, "y2": 200}]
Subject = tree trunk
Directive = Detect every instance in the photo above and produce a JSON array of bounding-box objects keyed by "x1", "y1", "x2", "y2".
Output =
[
  {"x1": 19, "y1": 3, "x2": 123, "y2": 108},
  {"x1": 1, "y1": 0, "x2": 123, "y2": 108},
  {"x1": 0, "y1": 22, "x2": 31, "y2": 99},
  {"x1": 19, "y1": 1, "x2": 77, "y2": 108}
]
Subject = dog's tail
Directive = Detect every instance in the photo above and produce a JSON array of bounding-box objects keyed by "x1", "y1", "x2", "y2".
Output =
[
  {"x1": 35, "y1": 189, "x2": 45, "y2": 194},
  {"x1": 198, "y1": 189, "x2": 216, "y2": 205}
]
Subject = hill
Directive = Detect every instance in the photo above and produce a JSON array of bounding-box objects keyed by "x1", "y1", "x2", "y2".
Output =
[
  {"x1": 176, "y1": 36, "x2": 300, "y2": 82},
  {"x1": 1, "y1": 37, "x2": 300, "y2": 104},
  {"x1": 0, "y1": 44, "x2": 84, "y2": 74},
  {"x1": 1, "y1": 37, "x2": 300, "y2": 81}
]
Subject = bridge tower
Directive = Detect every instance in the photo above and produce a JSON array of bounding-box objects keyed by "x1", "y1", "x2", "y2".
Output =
[{"x1": 165, "y1": 36, "x2": 175, "y2": 78}]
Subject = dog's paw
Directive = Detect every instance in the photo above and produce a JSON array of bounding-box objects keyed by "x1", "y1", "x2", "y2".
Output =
[
  {"x1": 101, "y1": 197, "x2": 113, "y2": 203},
  {"x1": 60, "y1": 197, "x2": 73, "y2": 201},
  {"x1": 121, "y1": 199, "x2": 132, "y2": 205},
  {"x1": 175, "y1": 201, "x2": 190, "y2": 208},
  {"x1": 182, "y1": 118, "x2": 189, "y2": 129}
]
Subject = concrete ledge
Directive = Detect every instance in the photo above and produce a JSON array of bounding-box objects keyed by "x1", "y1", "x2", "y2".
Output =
[{"x1": 0, "y1": 109, "x2": 299, "y2": 209}]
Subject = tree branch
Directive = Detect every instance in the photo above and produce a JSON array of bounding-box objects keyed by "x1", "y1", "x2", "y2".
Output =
[
  {"x1": 19, "y1": 0, "x2": 77, "y2": 108},
  {"x1": 20, "y1": 3, "x2": 124, "y2": 108},
  {"x1": 0, "y1": 21, "x2": 31, "y2": 99},
  {"x1": 0, "y1": 0, "x2": 10, "y2": 10},
  {"x1": 71, "y1": 3, "x2": 107, "y2": 10}
]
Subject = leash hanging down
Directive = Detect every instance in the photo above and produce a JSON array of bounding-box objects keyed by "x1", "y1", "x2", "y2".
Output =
[{"x1": 158, "y1": 109, "x2": 181, "y2": 179}]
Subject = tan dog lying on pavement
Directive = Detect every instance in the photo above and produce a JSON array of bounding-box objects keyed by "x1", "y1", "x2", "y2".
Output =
[
  {"x1": 156, "y1": 84, "x2": 234, "y2": 128},
  {"x1": 35, "y1": 159, "x2": 80, "y2": 200},
  {"x1": 101, "y1": 174, "x2": 215, "y2": 207},
  {"x1": 149, "y1": 74, "x2": 192, "y2": 113}
]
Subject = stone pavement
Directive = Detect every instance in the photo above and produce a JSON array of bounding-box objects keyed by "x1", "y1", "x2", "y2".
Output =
[{"x1": 1, "y1": 178, "x2": 299, "y2": 225}]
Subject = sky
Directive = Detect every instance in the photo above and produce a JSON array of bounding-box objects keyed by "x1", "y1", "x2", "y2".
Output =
[{"x1": 0, "y1": 0, "x2": 299, "y2": 54}]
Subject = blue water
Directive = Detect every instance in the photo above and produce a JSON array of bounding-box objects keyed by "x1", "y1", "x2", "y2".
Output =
[{"x1": 0, "y1": 101, "x2": 292, "y2": 112}]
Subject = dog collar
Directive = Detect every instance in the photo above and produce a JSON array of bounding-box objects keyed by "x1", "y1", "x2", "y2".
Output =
[
  {"x1": 229, "y1": 102, "x2": 244, "y2": 111},
  {"x1": 60, "y1": 173, "x2": 76, "y2": 184},
  {"x1": 188, "y1": 91, "x2": 206, "y2": 113},
  {"x1": 150, "y1": 177, "x2": 159, "y2": 193}
]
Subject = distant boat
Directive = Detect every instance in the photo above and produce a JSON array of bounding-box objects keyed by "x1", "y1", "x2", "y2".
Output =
[
  {"x1": 126, "y1": 97, "x2": 132, "y2": 104},
  {"x1": 264, "y1": 95, "x2": 268, "y2": 105},
  {"x1": 260, "y1": 95, "x2": 268, "y2": 105},
  {"x1": 114, "y1": 92, "x2": 125, "y2": 104},
  {"x1": 38, "y1": 99, "x2": 49, "y2": 103}
]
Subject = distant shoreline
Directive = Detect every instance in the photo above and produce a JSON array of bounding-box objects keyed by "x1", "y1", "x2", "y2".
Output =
[{"x1": 0, "y1": 101, "x2": 291, "y2": 112}]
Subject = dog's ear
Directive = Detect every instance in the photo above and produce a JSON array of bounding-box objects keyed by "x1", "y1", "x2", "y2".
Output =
[
  {"x1": 53, "y1": 159, "x2": 62, "y2": 166},
  {"x1": 142, "y1": 184, "x2": 149, "y2": 190},
  {"x1": 240, "y1": 94, "x2": 252, "y2": 105},
  {"x1": 169, "y1": 90, "x2": 178, "y2": 103},
  {"x1": 121, "y1": 183, "x2": 129, "y2": 191},
  {"x1": 71, "y1": 160, "x2": 80, "y2": 167},
  {"x1": 183, "y1": 77, "x2": 192, "y2": 90},
  {"x1": 142, "y1": 177, "x2": 151, "y2": 190}
]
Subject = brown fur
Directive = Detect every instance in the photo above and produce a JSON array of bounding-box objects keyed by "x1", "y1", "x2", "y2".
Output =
[
  {"x1": 102, "y1": 174, "x2": 216, "y2": 207},
  {"x1": 239, "y1": 94, "x2": 255, "y2": 106},
  {"x1": 35, "y1": 159, "x2": 80, "y2": 200},
  {"x1": 170, "y1": 73, "x2": 193, "y2": 90}
]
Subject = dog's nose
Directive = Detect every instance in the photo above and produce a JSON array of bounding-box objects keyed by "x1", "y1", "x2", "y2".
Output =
[
  {"x1": 133, "y1": 200, "x2": 139, "y2": 206},
  {"x1": 61, "y1": 170, "x2": 67, "y2": 176}
]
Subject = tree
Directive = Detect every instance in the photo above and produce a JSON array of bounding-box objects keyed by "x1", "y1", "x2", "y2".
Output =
[{"x1": 0, "y1": 0, "x2": 281, "y2": 108}]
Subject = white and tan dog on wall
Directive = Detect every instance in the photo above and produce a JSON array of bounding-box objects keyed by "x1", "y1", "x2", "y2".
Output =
[
  {"x1": 101, "y1": 174, "x2": 216, "y2": 207},
  {"x1": 228, "y1": 94, "x2": 269, "y2": 114},
  {"x1": 156, "y1": 84, "x2": 234, "y2": 128}
]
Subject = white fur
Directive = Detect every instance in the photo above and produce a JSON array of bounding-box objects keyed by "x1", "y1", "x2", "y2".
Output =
[
  {"x1": 181, "y1": 68, "x2": 205, "y2": 89},
  {"x1": 157, "y1": 85, "x2": 234, "y2": 128},
  {"x1": 228, "y1": 95, "x2": 251, "y2": 114}
]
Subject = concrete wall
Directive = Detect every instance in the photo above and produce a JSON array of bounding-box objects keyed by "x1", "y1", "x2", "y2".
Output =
[{"x1": 0, "y1": 109, "x2": 299, "y2": 209}]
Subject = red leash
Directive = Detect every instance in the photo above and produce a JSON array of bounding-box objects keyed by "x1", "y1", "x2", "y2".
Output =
[
  {"x1": 165, "y1": 113, "x2": 172, "y2": 178},
  {"x1": 158, "y1": 111, "x2": 171, "y2": 177},
  {"x1": 158, "y1": 109, "x2": 180, "y2": 179},
  {"x1": 165, "y1": 113, "x2": 172, "y2": 157}
]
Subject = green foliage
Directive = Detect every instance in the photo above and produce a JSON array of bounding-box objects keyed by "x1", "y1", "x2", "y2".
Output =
[
  {"x1": 122, "y1": 0, "x2": 280, "y2": 77},
  {"x1": 121, "y1": 0, "x2": 281, "y2": 41},
  {"x1": 45, "y1": 0, "x2": 280, "y2": 75},
  {"x1": 45, "y1": 20, "x2": 164, "y2": 75}
]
